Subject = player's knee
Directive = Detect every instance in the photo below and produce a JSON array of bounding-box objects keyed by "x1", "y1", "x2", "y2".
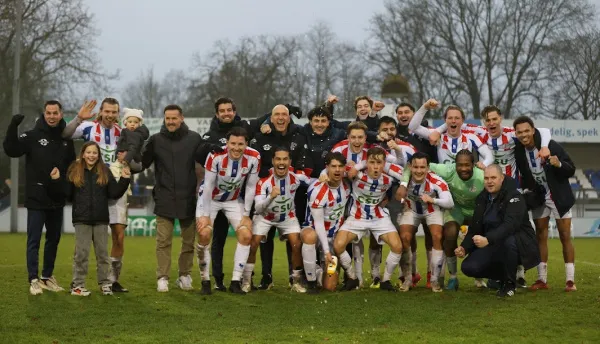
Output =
[
  {"x1": 237, "y1": 230, "x2": 252, "y2": 245},
  {"x1": 390, "y1": 242, "x2": 403, "y2": 255},
  {"x1": 300, "y1": 228, "x2": 317, "y2": 244},
  {"x1": 461, "y1": 260, "x2": 479, "y2": 277},
  {"x1": 198, "y1": 228, "x2": 212, "y2": 244}
]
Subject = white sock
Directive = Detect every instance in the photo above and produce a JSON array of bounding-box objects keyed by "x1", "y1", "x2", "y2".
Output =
[
  {"x1": 242, "y1": 263, "x2": 254, "y2": 284},
  {"x1": 565, "y1": 263, "x2": 575, "y2": 282},
  {"x1": 426, "y1": 250, "x2": 432, "y2": 273},
  {"x1": 353, "y1": 241, "x2": 364, "y2": 283},
  {"x1": 400, "y1": 251, "x2": 412, "y2": 278},
  {"x1": 446, "y1": 255, "x2": 457, "y2": 279},
  {"x1": 516, "y1": 265, "x2": 525, "y2": 279},
  {"x1": 302, "y1": 244, "x2": 317, "y2": 282},
  {"x1": 537, "y1": 262, "x2": 548, "y2": 283},
  {"x1": 109, "y1": 257, "x2": 122, "y2": 282},
  {"x1": 231, "y1": 243, "x2": 250, "y2": 281},
  {"x1": 339, "y1": 251, "x2": 356, "y2": 279},
  {"x1": 431, "y1": 249, "x2": 444, "y2": 282},
  {"x1": 411, "y1": 251, "x2": 418, "y2": 274},
  {"x1": 316, "y1": 266, "x2": 323, "y2": 287},
  {"x1": 292, "y1": 269, "x2": 302, "y2": 284},
  {"x1": 196, "y1": 244, "x2": 211, "y2": 281},
  {"x1": 383, "y1": 251, "x2": 401, "y2": 282},
  {"x1": 439, "y1": 253, "x2": 447, "y2": 279},
  {"x1": 369, "y1": 247, "x2": 381, "y2": 279}
]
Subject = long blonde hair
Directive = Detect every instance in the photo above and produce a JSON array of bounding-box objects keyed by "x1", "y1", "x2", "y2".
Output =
[{"x1": 67, "y1": 141, "x2": 109, "y2": 187}]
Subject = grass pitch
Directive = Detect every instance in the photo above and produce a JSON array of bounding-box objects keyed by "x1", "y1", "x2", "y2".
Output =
[{"x1": 0, "y1": 233, "x2": 598, "y2": 343}]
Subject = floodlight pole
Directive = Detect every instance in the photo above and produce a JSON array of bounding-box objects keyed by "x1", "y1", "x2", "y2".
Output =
[{"x1": 10, "y1": 0, "x2": 23, "y2": 233}]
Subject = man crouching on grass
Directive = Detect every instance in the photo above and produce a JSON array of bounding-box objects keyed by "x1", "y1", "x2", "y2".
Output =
[{"x1": 456, "y1": 165, "x2": 540, "y2": 298}]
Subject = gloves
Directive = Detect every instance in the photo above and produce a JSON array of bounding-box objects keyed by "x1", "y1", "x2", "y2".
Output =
[
  {"x1": 11, "y1": 114, "x2": 25, "y2": 126},
  {"x1": 285, "y1": 104, "x2": 302, "y2": 119}
]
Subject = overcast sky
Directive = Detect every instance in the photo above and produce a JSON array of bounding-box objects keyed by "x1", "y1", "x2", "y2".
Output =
[
  {"x1": 86, "y1": 0, "x2": 387, "y2": 96},
  {"x1": 86, "y1": 0, "x2": 600, "y2": 97}
]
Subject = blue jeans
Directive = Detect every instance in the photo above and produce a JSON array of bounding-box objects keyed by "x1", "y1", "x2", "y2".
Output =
[{"x1": 26, "y1": 208, "x2": 63, "y2": 282}]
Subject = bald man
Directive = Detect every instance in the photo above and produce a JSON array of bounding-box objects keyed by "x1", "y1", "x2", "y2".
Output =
[
  {"x1": 456, "y1": 165, "x2": 540, "y2": 298},
  {"x1": 250, "y1": 104, "x2": 313, "y2": 289}
]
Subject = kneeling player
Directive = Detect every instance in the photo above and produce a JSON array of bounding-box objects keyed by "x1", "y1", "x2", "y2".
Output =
[
  {"x1": 397, "y1": 152, "x2": 454, "y2": 292},
  {"x1": 242, "y1": 147, "x2": 310, "y2": 293},
  {"x1": 196, "y1": 127, "x2": 260, "y2": 294},
  {"x1": 334, "y1": 147, "x2": 404, "y2": 291},
  {"x1": 302, "y1": 152, "x2": 351, "y2": 293}
]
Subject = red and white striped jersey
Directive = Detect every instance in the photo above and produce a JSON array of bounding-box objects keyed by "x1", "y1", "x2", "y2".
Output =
[
  {"x1": 254, "y1": 167, "x2": 311, "y2": 222},
  {"x1": 307, "y1": 180, "x2": 351, "y2": 237},
  {"x1": 332, "y1": 140, "x2": 397, "y2": 167},
  {"x1": 387, "y1": 139, "x2": 417, "y2": 167},
  {"x1": 349, "y1": 162, "x2": 404, "y2": 220},
  {"x1": 439, "y1": 131, "x2": 486, "y2": 164},
  {"x1": 204, "y1": 147, "x2": 261, "y2": 202},
  {"x1": 405, "y1": 172, "x2": 452, "y2": 214},
  {"x1": 72, "y1": 121, "x2": 121, "y2": 165},
  {"x1": 525, "y1": 147, "x2": 550, "y2": 198}
]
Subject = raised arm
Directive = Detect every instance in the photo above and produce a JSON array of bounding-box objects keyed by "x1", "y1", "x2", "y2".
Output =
[
  {"x1": 3, "y1": 115, "x2": 30, "y2": 157},
  {"x1": 254, "y1": 180, "x2": 274, "y2": 215},
  {"x1": 310, "y1": 207, "x2": 331, "y2": 254}
]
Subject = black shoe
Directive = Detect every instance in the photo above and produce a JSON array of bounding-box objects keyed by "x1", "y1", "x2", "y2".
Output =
[
  {"x1": 214, "y1": 277, "x2": 227, "y2": 292},
  {"x1": 379, "y1": 280, "x2": 398, "y2": 292},
  {"x1": 497, "y1": 282, "x2": 516, "y2": 298},
  {"x1": 112, "y1": 281, "x2": 128, "y2": 293},
  {"x1": 200, "y1": 281, "x2": 212, "y2": 295},
  {"x1": 341, "y1": 278, "x2": 359, "y2": 291},
  {"x1": 487, "y1": 279, "x2": 502, "y2": 290},
  {"x1": 306, "y1": 281, "x2": 319, "y2": 294},
  {"x1": 257, "y1": 274, "x2": 273, "y2": 290},
  {"x1": 228, "y1": 281, "x2": 246, "y2": 294},
  {"x1": 516, "y1": 277, "x2": 527, "y2": 288}
]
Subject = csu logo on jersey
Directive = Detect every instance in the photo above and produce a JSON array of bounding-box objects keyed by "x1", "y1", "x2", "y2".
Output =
[
  {"x1": 218, "y1": 180, "x2": 241, "y2": 192},
  {"x1": 271, "y1": 197, "x2": 293, "y2": 212},
  {"x1": 38, "y1": 139, "x2": 48, "y2": 146}
]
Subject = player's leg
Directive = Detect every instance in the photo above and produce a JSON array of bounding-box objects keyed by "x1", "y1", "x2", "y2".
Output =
[
  {"x1": 39, "y1": 208, "x2": 64, "y2": 292},
  {"x1": 555, "y1": 213, "x2": 576, "y2": 291},
  {"x1": 443, "y1": 208, "x2": 463, "y2": 290},
  {"x1": 241, "y1": 219, "x2": 267, "y2": 293},
  {"x1": 226, "y1": 201, "x2": 251, "y2": 294},
  {"x1": 108, "y1": 193, "x2": 128, "y2": 292},
  {"x1": 352, "y1": 239, "x2": 365, "y2": 287},
  {"x1": 398, "y1": 223, "x2": 415, "y2": 291},
  {"x1": 377, "y1": 228, "x2": 403, "y2": 292},
  {"x1": 410, "y1": 230, "x2": 421, "y2": 286},
  {"x1": 368, "y1": 234, "x2": 382, "y2": 288},
  {"x1": 258, "y1": 226, "x2": 276, "y2": 289},
  {"x1": 194, "y1": 202, "x2": 221, "y2": 294},
  {"x1": 177, "y1": 217, "x2": 196, "y2": 291},
  {"x1": 531, "y1": 203, "x2": 551, "y2": 290},
  {"x1": 301, "y1": 227, "x2": 319, "y2": 293},
  {"x1": 428, "y1": 223, "x2": 444, "y2": 292},
  {"x1": 287, "y1": 231, "x2": 305, "y2": 293},
  {"x1": 423, "y1": 224, "x2": 433, "y2": 287},
  {"x1": 210, "y1": 211, "x2": 229, "y2": 291},
  {"x1": 333, "y1": 229, "x2": 360, "y2": 291}
]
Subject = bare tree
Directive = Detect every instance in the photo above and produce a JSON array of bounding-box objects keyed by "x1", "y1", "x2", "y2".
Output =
[
  {"x1": 121, "y1": 66, "x2": 173, "y2": 117},
  {"x1": 304, "y1": 22, "x2": 338, "y2": 105}
]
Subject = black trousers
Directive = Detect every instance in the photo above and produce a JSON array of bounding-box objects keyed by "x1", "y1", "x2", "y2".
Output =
[
  {"x1": 26, "y1": 208, "x2": 63, "y2": 282},
  {"x1": 210, "y1": 211, "x2": 229, "y2": 279},
  {"x1": 461, "y1": 235, "x2": 519, "y2": 285}
]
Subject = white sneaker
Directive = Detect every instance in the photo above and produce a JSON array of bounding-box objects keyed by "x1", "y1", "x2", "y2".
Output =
[
  {"x1": 71, "y1": 285, "x2": 91, "y2": 296},
  {"x1": 399, "y1": 279, "x2": 412, "y2": 292},
  {"x1": 157, "y1": 277, "x2": 169, "y2": 292},
  {"x1": 40, "y1": 276, "x2": 65, "y2": 292},
  {"x1": 291, "y1": 282, "x2": 307, "y2": 293},
  {"x1": 176, "y1": 275, "x2": 193, "y2": 291},
  {"x1": 29, "y1": 279, "x2": 43, "y2": 295},
  {"x1": 101, "y1": 284, "x2": 113, "y2": 295},
  {"x1": 241, "y1": 280, "x2": 251, "y2": 293},
  {"x1": 474, "y1": 278, "x2": 487, "y2": 288}
]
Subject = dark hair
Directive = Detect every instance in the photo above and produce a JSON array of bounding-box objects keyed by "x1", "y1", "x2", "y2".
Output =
[
  {"x1": 481, "y1": 105, "x2": 502, "y2": 119},
  {"x1": 395, "y1": 102, "x2": 415, "y2": 113},
  {"x1": 353, "y1": 96, "x2": 373, "y2": 110},
  {"x1": 273, "y1": 146, "x2": 290, "y2": 157},
  {"x1": 325, "y1": 152, "x2": 346, "y2": 166},
  {"x1": 308, "y1": 106, "x2": 332, "y2": 121},
  {"x1": 346, "y1": 121, "x2": 368, "y2": 136},
  {"x1": 512, "y1": 116, "x2": 535, "y2": 130},
  {"x1": 226, "y1": 127, "x2": 249, "y2": 142},
  {"x1": 163, "y1": 104, "x2": 183, "y2": 115},
  {"x1": 100, "y1": 97, "x2": 120, "y2": 111},
  {"x1": 456, "y1": 149, "x2": 475, "y2": 164},
  {"x1": 214, "y1": 97, "x2": 236, "y2": 113},
  {"x1": 44, "y1": 100, "x2": 63, "y2": 111},
  {"x1": 409, "y1": 151, "x2": 430, "y2": 165},
  {"x1": 367, "y1": 147, "x2": 387, "y2": 160},
  {"x1": 378, "y1": 116, "x2": 397, "y2": 129},
  {"x1": 443, "y1": 105, "x2": 465, "y2": 120}
]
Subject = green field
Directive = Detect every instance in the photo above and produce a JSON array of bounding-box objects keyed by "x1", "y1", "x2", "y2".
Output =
[{"x1": 0, "y1": 233, "x2": 598, "y2": 343}]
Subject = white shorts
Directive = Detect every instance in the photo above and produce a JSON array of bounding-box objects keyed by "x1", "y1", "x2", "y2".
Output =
[
  {"x1": 397, "y1": 210, "x2": 443, "y2": 227},
  {"x1": 253, "y1": 215, "x2": 301, "y2": 238},
  {"x1": 109, "y1": 194, "x2": 128, "y2": 225},
  {"x1": 531, "y1": 197, "x2": 572, "y2": 220},
  {"x1": 199, "y1": 199, "x2": 245, "y2": 229},
  {"x1": 338, "y1": 217, "x2": 396, "y2": 245}
]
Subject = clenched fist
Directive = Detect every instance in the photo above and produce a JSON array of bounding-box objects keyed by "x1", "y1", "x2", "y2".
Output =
[
  {"x1": 50, "y1": 167, "x2": 60, "y2": 180},
  {"x1": 424, "y1": 99, "x2": 439, "y2": 111}
]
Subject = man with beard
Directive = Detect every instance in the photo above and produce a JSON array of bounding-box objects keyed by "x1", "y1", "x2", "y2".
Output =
[
  {"x1": 3, "y1": 101, "x2": 75, "y2": 295},
  {"x1": 250, "y1": 105, "x2": 312, "y2": 289},
  {"x1": 395, "y1": 102, "x2": 439, "y2": 163},
  {"x1": 62, "y1": 98, "x2": 131, "y2": 293}
]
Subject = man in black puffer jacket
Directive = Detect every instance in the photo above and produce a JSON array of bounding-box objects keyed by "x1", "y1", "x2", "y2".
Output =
[
  {"x1": 457, "y1": 165, "x2": 540, "y2": 298},
  {"x1": 141, "y1": 104, "x2": 221, "y2": 292},
  {"x1": 3, "y1": 100, "x2": 76, "y2": 294}
]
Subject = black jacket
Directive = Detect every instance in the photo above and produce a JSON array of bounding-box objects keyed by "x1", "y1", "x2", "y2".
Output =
[
  {"x1": 201, "y1": 114, "x2": 270, "y2": 145},
  {"x1": 397, "y1": 121, "x2": 438, "y2": 163},
  {"x1": 3, "y1": 114, "x2": 76, "y2": 210},
  {"x1": 251, "y1": 123, "x2": 311, "y2": 178},
  {"x1": 65, "y1": 165, "x2": 130, "y2": 225},
  {"x1": 300, "y1": 124, "x2": 347, "y2": 178},
  {"x1": 514, "y1": 131, "x2": 575, "y2": 217},
  {"x1": 462, "y1": 176, "x2": 541, "y2": 269},
  {"x1": 117, "y1": 124, "x2": 150, "y2": 163},
  {"x1": 142, "y1": 122, "x2": 215, "y2": 219}
]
